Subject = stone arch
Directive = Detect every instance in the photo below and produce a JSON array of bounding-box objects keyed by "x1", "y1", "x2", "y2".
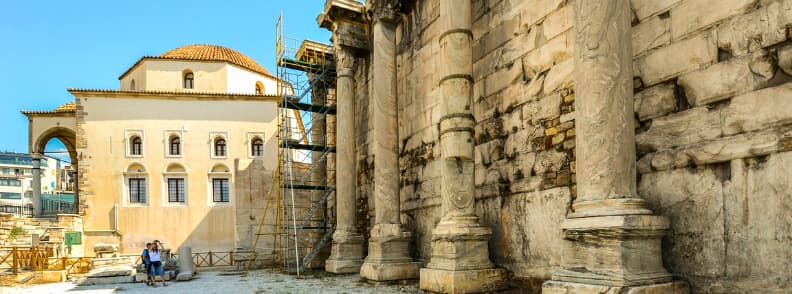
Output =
[
  {"x1": 210, "y1": 163, "x2": 231, "y2": 173},
  {"x1": 33, "y1": 126, "x2": 77, "y2": 164}
]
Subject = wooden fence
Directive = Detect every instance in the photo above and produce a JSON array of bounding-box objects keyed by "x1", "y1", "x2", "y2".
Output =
[
  {"x1": 2, "y1": 248, "x2": 237, "y2": 275},
  {"x1": 0, "y1": 247, "x2": 92, "y2": 274}
]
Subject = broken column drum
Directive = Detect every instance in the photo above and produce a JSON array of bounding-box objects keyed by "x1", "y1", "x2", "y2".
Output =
[{"x1": 419, "y1": 0, "x2": 506, "y2": 293}]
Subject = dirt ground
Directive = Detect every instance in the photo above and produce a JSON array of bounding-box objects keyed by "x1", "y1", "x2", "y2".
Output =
[{"x1": 0, "y1": 269, "x2": 423, "y2": 294}]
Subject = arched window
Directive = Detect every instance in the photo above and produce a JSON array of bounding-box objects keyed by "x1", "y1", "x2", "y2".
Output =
[
  {"x1": 169, "y1": 136, "x2": 181, "y2": 156},
  {"x1": 183, "y1": 71, "x2": 194, "y2": 89},
  {"x1": 125, "y1": 163, "x2": 148, "y2": 205},
  {"x1": 214, "y1": 138, "x2": 226, "y2": 157},
  {"x1": 255, "y1": 82, "x2": 264, "y2": 95},
  {"x1": 130, "y1": 79, "x2": 136, "y2": 90},
  {"x1": 130, "y1": 136, "x2": 142, "y2": 156},
  {"x1": 251, "y1": 138, "x2": 264, "y2": 157}
]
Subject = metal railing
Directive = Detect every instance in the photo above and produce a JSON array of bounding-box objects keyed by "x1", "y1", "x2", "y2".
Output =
[{"x1": 0, "y1": 205, "x2": 32, "y2": 217}]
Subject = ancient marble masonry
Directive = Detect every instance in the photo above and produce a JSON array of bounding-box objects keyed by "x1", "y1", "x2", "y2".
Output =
[{"x1": 318, "y1": 0, "x2": 792, "y2": 293}]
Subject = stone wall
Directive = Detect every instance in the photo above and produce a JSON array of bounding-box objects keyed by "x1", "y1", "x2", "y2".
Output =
[
  {"x1": 632, "y1": 0, "x2": 792, "y2": 292},
  {"x1": 347, "y1": 0, "x2": 792, "y2": 292}
]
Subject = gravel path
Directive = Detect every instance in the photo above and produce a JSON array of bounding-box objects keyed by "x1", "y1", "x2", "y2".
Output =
[{"x1": 0, "y1": 270, "x2": 423, "y2": 294}]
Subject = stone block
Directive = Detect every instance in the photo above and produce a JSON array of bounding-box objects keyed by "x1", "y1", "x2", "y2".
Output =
[
  {"x1": 472, "y1": 14, "x2": 520, "y2": 61},
  {"x1": 633, "y1": 15, "x2": 671, "y2": 56},
  {"x1": 718, "y1": 1, "x2": 791, "y2": 57},
  {"x1": 542, "y1": 281, "x2": 689, "y2": 294},
  {"x1": 723, "y1": 152, "x2": 792, "y2": 288},
  {"x1": 86, "y1": 265, "x2": 135, "y2": 278},
  {"x1": 638, "y1": 126, "x2": 790, "y2": 172},
  {"x1": 520, "y1": 0, "x2": 566, "y2": 28},
  {"x1": 721, "y1": 83, "x2": 792, "y2": 135},
  {"x1": 41, "y1": 270, "x2": 67, "y2": 282},
  {"x1": 77, "y1": 275, "x2": 135, "y2": 286},
  {"x1": 522, "y1": 93, "x2": 561, "y2": 124},
  {"x1": 420, "y1": 267, "x2": 507, "y2": 294},
  {"x1": 677, "y1": 51, "x2": 774, "y2": 106},
  {"x1": 522, "y1": 31, "x2": 574, "y2": 80},
  {"x1": 636, "y1": 31, "x2": 717, "y2": 86},
  {"x1": 636, "y1": 107, "x2": 722, "y2": 152},
  {"x1": 631, "y1": 0, "x2": 681, "y2": 21},
  {"x1": 638, "y1": 168, "x2": 726, "y2": 278},
  {"x1": 360, "y1": 261, "x2": 420, "y2": 281},
  {"x1": 670, "y1": 0, "x2": 757, "y2": 40},
  {"x1": 533, "y1": 149, "x2": 567, "y2": 175},
  {"x1": 505, "y1": 188, "x2": 569, "y2": 266},
  {"x1": 634, "y1": 82, "x2": 677, "y2": 121},
  {"x1": 543, "y1": 58, "x2": 574, "y2": 94},
  {"x1": 543, "y1": 5, "x2": 572, "y2": 40},
  {"x1": 502, "y1": 73, "x2": 543, "y2": 111},
  {"x1": 779, "y1": 44, "x2": 792, "y2": 76},
  {"x1": 554, "y1": 215, "x2": 672, "y2": 286}
]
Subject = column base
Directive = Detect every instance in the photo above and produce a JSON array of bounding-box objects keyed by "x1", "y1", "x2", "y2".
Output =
[
  {"x1": 325, "y1": 259, "x2": 364, "y2": 274},
  {"x1": 552, "y1": 214, "x2": 673, "y2": 287},
  {"x1": 542, "y1": 280, "x2": 689, "y2": 294},
  {"x1": 420, "y1": 267, "x2": 507, "y2": 294},
  {"x1": 360, "y1": 260, "x2": 421, "y2": 281},
  {"x1": 325, "y1": 230, "x2": 365, "y2": 274},
  {"x1": 360, "y1": 224, "x2": 419, "y2": 281}
]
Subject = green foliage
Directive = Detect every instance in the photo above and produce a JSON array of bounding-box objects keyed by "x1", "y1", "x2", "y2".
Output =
[{"x1": 9, "y1": 226, "x2": 24, "y2": 240}]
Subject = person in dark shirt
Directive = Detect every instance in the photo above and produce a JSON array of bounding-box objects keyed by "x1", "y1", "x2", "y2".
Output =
[{"x1": 141, "y1": 242, "x2": 153, "y2": 286}]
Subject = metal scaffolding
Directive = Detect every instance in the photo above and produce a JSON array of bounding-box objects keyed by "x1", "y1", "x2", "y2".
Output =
[{"x1": 245, "y1": 14, "x2": 336, "y2": 276}]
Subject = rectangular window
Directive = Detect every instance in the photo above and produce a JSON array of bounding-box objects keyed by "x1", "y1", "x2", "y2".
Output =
[
  {"x1": 212, "y1": 178, "x2": 230, "y2": 202},
  {"x1": 128, "y1": 178, "x2": 147, "y2": 203},
  {"x1": 0, "y1": 192, "x2": 21, "y2": 199},
  {"x1": 0, "y1": 179, "x2": 21, "y2": 186},
  {"x1": 167, "y1": 178, "x2": 186, "y2": 203}
]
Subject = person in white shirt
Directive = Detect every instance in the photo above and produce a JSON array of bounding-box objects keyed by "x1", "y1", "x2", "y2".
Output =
[{"x1": 148, "y1": 242, "x2": 167, "y2": 287}]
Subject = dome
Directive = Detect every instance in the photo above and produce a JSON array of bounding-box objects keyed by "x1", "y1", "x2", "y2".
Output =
[{"x1": 159, "y1": 44, "x2": 273, "y2": 77}]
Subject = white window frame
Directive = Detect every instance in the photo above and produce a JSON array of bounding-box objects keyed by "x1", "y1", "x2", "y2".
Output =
[
  {"x1": 122, "y1": 163, "x2": 149, "y2": 207},
  {"x1": 209, "y1": 131, "x2": 229, "y2": 159},
  {"x1": 246, "y1": 132, "x2": 266, "y2": 159},
  {"x1": 125, "y1": 129, "x2": 145, "y2": 158},
  {"x1": 207, "y1": 172, "x2": 232, "y2": 206},
  {"x1": 164, "y1": 130, "x2": 184, "y2": 158},
  {"x1": 162, "y1": 174, "x2": 188, "y2": 206}
]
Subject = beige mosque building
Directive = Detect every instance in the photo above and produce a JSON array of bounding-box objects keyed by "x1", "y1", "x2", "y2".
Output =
[{"x1": 23, "y1": 44, "x2": 281, "y2": 255}]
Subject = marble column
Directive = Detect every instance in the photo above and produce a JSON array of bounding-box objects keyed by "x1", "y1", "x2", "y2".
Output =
[
  {"x1": 31, "y1": 153, "x2": 42, "y2": 216},
  {"x1": 419, "y1": 1, "x2": 506, "y2": 293},
  {"x1": 543, "y1": 0, "x2": 688, "y2": 292},
  {"x1": 325, "y1": 46, "x2": 365, "y2": 273},
  {"x1": 359, "y1": 0, "x2": 420, "y2": 282}
]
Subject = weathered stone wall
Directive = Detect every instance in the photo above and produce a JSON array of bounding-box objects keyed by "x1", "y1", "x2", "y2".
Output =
[
  {"x1": 348, "y1": 0, "x2": 792, "y2": 292},
  {"x1": 633, "y1": 0, "x2": 792, "y2": 292}
]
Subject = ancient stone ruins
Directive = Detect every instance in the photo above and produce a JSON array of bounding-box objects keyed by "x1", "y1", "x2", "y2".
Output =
[
  {"x1": 315, "y1": 0, "x2": 792, "y2": 293},
  {"x1": 6, "y1": 0, "x2": 792, "y2": 293}
]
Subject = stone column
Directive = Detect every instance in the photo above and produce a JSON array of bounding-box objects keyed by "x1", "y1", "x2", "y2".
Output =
[
  {"x1": 543, "y1": 0, "x2": 687, "y2": 292},
  {"x1": 31, "y1": 153, "x2": 42, "y2": 217},
  {"x1": 325, "y1": 45, "x2": 366, "y2": 273},
  {"x1": 419, "y1": 1, "x2": 506, "y2": 293},
  {"x1": 319, "y1": 0, "x2": 369, "y2": 274},
  {"x1": 359, "y1": 0, "x2": 420, "y2": 282}
]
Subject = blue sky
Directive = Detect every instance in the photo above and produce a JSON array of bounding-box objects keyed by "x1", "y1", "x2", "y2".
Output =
[{"x1": 0, "y1": 0, "x2": 332, "y2": 159}]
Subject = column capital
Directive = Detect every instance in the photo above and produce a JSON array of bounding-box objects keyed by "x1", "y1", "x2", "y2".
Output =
[
  {"x1": 366, "y1": 0, "x2": 401, "y2": 24},
  {"x1": 334, "y1": 45, "x2": 356, "y2": 74},
  {"x1": 319, "y1": 0, "x2": 370, "y2": 51}
]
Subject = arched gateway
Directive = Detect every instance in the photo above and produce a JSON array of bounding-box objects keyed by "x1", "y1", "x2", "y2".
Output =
[{"x1": 22, "y1": 102, "x2": 79, "y2": 216}]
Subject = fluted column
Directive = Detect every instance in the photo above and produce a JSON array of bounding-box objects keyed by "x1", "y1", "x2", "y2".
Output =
[
  {"x1": 358, "y1": 0, "x2": 421, "y2": 282},
  {"x1": 543, "y1": 0, "x2": 687, "y2": 292},
  {"x1": 419, "y1": 1, "x2": 506, "y2": 293},
  {"x1": 325, "y1": 45, "x2": 365, "y2": 273}
]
